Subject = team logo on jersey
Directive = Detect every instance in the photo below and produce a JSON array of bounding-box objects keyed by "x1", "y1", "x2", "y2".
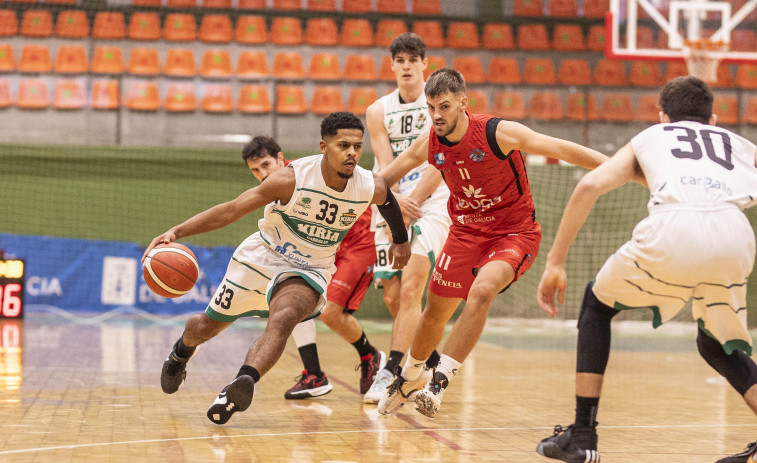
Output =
[
  {"x1": 339, "y1": 209, "x2": 358, "y2": 226},
  {"x1": 296, "y1": 197, "x2": 312, "y2": 209},
  {"x1": 469, "y1": 149, "x2": 485, "y2": 162},
  {"x1": 462, "y1": 184, "x2": 486, "y2": 199},
  {"x1": 434, "y1": 152, "x2": 445, "y2": 165},
  {"x1": 415, "y1": 113, "x2": 427, "y2": 130}
]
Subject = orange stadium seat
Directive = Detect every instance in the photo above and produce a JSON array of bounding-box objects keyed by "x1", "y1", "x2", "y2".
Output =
[
  {"x1": 711, "y1": 64, "x2": 733, "y2": 88},
  {"x1": 466, "y1": 90, "x2": 489, "y2": 114},
  {"x1": 132, "y1": 0, "x2": 162, "y2": 6},
  {"x1": 17, "y1": 79, "x2": 49, "y2": 109},
  {"x1": 238, "y1": 84, "x2": 271, "y2": 113},
  {"x1": 271, "y1": 17, "x2": 303, "y2": 45},
  {"x1": 736, "y1": 64, "x2": 757, "y2": 89},
  {"x1": 550, "y1": 0, "x2": 577, "y2": 16},
  {"x1": 376, "y1": 20, "x2": 408, "y2": 47},
  {"x1": 311, "y1": 86, "x2": 344, "y2": 114},
  {"x1": 91, "y1": 79, "x2": 119, "y2": 109},
  {"x1": 341, "y1": 19, "x2": 374, "y2": 47},
  {"x1": 309, "y1": 53, "x2": 341, "y2": 80},
  {"x1": 0, "y1": 79, "x2": 11, "y2": 107},
  {"x1": 523, "y1": 58, "x2": 557, "y2": 85},
  {"x1": 348, "y1": 86, "x2": 378, "y2": 115},
  {"x1": 344, "y1": 54, "x2": 377, "y2": 81},
  {"x1": 129, "y1": 12, "x2": 160, "y2": 41},
  {"x1": 0, "y1": 44, "x2": 15, "y2": 72},
  {"x1": 566, "y1": 93, "x2": 598, "y2": 121},
  {"x1": 637, "y1": 93, "x2": 661, "y2": 122},
  {"x1": 413, "y1": 0, "x2": 441, "y2": 14},
  {"x1": 201, "y1": 49, "x2": 232, "y2": 78},
  {"x1": 273, "y1": 0, "x2": 301, "y2": 9},
  {"x1": 273, "y1": 52, "x2": 305, "y2": 79},
  {"x1": 53, "y1": 79, "x2": 86, "y2": 110},
  {"x1": 276, "y1": 85, "x2": 307, "y2": 113},
  {"x1": 235, "y1": 50, "x2": 268, "y2": 78},
  {"x1": 552, "y1": 24, "x2": 585, "y2": 51},
  {"x1": 126, "y1": 81, "x2": 160, "y2": 111},
  {"x1": 128, "y1": 47, "x2": 160, "y2": 75},
  {"x1": 412, "y1": 21, "x2": 444, "y2": 48},
  {"x1": 200, "y1": 15, "x2": 232, "y2": 43},
  {"x1": 91, "y1": 46, "x2": 124, "y2": 74},
  {"x1": 237, "y1": 0, "x2": 266, "y2": 7},
  {"x1": 664, "y1": 61, "x2": 688, "y2": 81},
  {"x1": 744, "y1": 97, "x2": 757, "y2": 125},
  {"x1": 731, "y1": 30, "x2": 757, "y2": 52},
  {"x1": 164, "y1": 48, "x2": 196, "y2": 77},
  {"x1": 453, "y1": 56, "x2": 485, "y2": 83},
  {"x1": 307, "y1": 0, "x2": 336, "y2": 11},
  {"x1": 424, "y1": 55, "x2": 446, "y2": 79},
  {"x1": 92, "y1": 12, "x2": 125, "y2": 40},
  {"x1": 54, "y1": 45, "x2": 88, "y2": 74},
  {"x1": 379, "y1": 56, "x2": 394, "y2": 81},
  {"x1": 482, "y1": 23, "x2": 514, "y2": 50},
  {"x1": 629, "y1": 61, "x2": 663, "y2": 87},
  {"x1": 558, "y1": 59, "x2": 592, "y2": 85},
  {"x1": 529, "y1": 91, "x2": 563, "y2": 120},
  {"x1": 19, "y1": 45, "x2": 52, "y2": 73},
  {"x1": 635, "y1": 26, "x2": 655, "y2": 49},
  {"x1": 305, "y1": 18, "x2": 338, "y2": 46},
  {"x1": 378, "y1": 0, "x2": 405, "y2": 13},
  {"x1": 342, "y1": 0, "x2": 371, "y2": 12},
  {"x1": 493, "y1": 91, "x2": 526, "y2": 120},
  {"x1": 164, "y1": 14, "x2": 196, "y2": 42},
  {"x1": 486, "y1": 57, "x2": 520, "y2": 84},
  {"x1": 517, "y1": 24, "x2": 550, "y2": 50},
  {"x1": 587, "y1": 25, "x2": 607, "y2": 52},
  {"x1": 56, "y1": 10, "x2": 89, "y2": 38},
  {"x1": 236, "y1": 16, "x2": 267, "y2": 44},
  {"x1": 514, "y1": 0, "x2": 542, "y2": 15},
  {"x1": 167, "y1": 0, "x2": 197, "y2": 7},
  {"x1": 600, "y1": 93, "x2": 633, "y2": 122},
  {"x1": 21, "y1": 10, "x2": 53, "y2": 37},
  {"x1": 713, "y1": 95, "x2": 739, "y2": 125},
  {"x1": 164, "y1": 82, "x2": 197, "y2": 112},
  {"x1": 594, "y1": 59, "x2": 627, "y2": 86},
  {"x1": 201, "y1": 84, "x2": 233, "y2": 112},
  {"x1": 202, "y1": 0, "x2": 232, "y2": 8},
  {"x1": 447, "y1": 22, "x2": 479, "y2": 49},
  {"x1": 0, "y1": 10, "x2": 18, "y2": 37},
  {"x1": 584, "y1": 0, "x2": 609, "y2": 17}
]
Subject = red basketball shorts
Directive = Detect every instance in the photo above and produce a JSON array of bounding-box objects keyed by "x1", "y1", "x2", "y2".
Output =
[{"x1": 327, "y1": 232, "x2": 376, "y2": 311}]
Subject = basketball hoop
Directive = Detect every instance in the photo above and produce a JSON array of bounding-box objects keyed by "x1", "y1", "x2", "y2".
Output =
[{"x1": 682, "y1": 39, "x2": 729, "y2": 84}]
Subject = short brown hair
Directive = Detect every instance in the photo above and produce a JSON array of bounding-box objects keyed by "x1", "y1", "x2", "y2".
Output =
[
  {"x1": 659, "y1": 76, "x2": 713, "y2": 124},
  {"x1": 425, "y1": 68, "x2": 466, "y2": 99},
  {"x1": 389, "y1": 32, "x2": 426, "y2": 60}
]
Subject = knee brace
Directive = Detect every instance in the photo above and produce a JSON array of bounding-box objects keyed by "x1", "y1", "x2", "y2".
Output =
[
  {"x1": 576, "y1": 282, "x2": 620, "y2": 374},
  {"x1": 697, "y1": 328, "x2": 757, "y2": 396}
]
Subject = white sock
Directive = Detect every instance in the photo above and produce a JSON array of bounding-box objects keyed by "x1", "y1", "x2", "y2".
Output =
[
  {"x1": 400, "y1": 355, "x2": 426, "y2": 381},
  {"x1": 437, "y1": 354, "x2": 461, "y2": 381}
]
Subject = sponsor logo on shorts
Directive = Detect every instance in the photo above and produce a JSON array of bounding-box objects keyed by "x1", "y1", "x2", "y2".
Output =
[
  {"x1": 469, "y1": 149, "x2": 485, "y2": 162},
  {"x1": 456, "y1": 214, "x2": 495, "y2": 225},
  {"x1": 332, "y1": 279, "x2": 351, "y2": 289},
  {"x1": 432, "y1": 269, "x2": 462, "y2": 289},
  {"x1": 488, "y1": 248, "x2": 521, "y2": 260}
]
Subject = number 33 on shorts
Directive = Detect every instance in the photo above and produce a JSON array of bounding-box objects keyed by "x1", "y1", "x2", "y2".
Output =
[{"x1": 213, "y1": 284, "x2": 235, "y2": 310}]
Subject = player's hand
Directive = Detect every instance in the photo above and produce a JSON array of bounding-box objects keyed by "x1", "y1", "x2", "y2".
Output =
[
  {"x1": 537, "y1": 262, "x2": 567, "y2": 318},
  {"x1": 142, "y1": 231, "x2": 177, "y2": 262},
  {"x1": 387, "y1": 241, "x2": 411, "y2": 270},
  {"x1": 395, "y1": 193, "x2": 422, "y2": 227}
]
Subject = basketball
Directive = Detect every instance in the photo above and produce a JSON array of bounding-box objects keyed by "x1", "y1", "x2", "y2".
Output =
[{"x1": 143, "y1": 242, "x2": 199, "y2": 298}]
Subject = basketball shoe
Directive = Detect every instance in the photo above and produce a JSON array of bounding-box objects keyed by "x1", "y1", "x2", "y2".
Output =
[
  {"x1": 207, "y1": 375, "x2": 255, "y2": 425},
  {"x1": 414, "y1": 369, "x2": 448, "y2": 418},
  {"x1": 357, "y1": 350, "x2": 386, "y2": 394},
  {"x1": 284, "y1": 370, "x2": 333, "y2": 399},
  {"x1": 160, "y1": 339, "x2": 191, "y2": 394},
  {"x1": 363, "y1": 368, "x2": 394, "y2": 404},
  {"x1": 377, "y1": 367, "x2": 432, "y2": 415},
  {"x1": 717, "y1": 442, "x2": 757, "y2": 463},
  {"x1": 536, "y1": 424, "x2": 600, "y2": 463}
]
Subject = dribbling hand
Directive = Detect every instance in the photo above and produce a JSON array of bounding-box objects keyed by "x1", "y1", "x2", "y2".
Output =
[{"x1": 142, "y1": 231, "x2": 177, "y2": 263}]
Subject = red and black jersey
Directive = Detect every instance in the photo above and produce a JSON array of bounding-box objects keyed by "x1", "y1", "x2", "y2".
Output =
[{"x1": 427, "y1": 112, "x2": 537, "y2": 236}]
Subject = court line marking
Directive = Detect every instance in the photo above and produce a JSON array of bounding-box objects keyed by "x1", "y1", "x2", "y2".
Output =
[{"x1": 1, "y1": 424, "x2": 755, "y2": 456}]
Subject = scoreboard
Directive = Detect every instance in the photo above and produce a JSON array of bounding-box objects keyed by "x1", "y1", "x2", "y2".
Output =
[{"x1": 0, "y1": 259, "x2": 24, "y2": 319}]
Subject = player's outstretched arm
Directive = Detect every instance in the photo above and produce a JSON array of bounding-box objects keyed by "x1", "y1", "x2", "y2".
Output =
[
  {"x1": 372, "y1": 174, "x2": 411, "y2": 269},
  {"x1": 537, "y1": 142, "x2": 638, "y2": 317},
  {"x1": 379, "y1": 131, "x2": 430, "y2": 188},
  {"x1": 495, "y1": 120, "x2": 608, "y2": 170},
  {"x1": 142, "y1": 167, "x2": 295, "y2": 260}
]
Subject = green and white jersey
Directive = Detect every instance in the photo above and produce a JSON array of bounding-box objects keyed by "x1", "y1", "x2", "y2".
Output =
[{"x1": 258, "y1": 154, "x2": 375, "y2": 271}]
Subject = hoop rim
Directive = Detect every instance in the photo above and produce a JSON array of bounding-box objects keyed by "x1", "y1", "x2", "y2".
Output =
[{"x1": 682, "y1": 38, "x2": 730, "y2": 52}]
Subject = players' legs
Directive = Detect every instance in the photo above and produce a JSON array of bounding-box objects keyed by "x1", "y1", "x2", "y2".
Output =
[
  {"x1": 284, "y1": 319, "x2": 334, "y2": 400},
  {"x1": 391, "y1": 254, "x2": 431, "y2": 354},
  {"x1": 404, "y1": 291, "x2": 461, "y2": 378},
  {"x1": 381, "y1": 275, "x2": 401, "y2": 318},
  {"x1": 183, "y1": 313, "x2": 231, "y2": 347}
]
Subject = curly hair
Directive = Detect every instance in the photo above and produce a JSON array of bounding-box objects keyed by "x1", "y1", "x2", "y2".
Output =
[
  {"x1": 320, "y1": 111, "x2": 365, "y2": 139},
  {"x1": 389, "y1": 32, "x2": 426, "y2": 60}
]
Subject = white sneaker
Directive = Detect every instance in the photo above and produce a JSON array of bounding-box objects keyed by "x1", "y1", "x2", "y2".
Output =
[
  {"x1": 363, "y1": 368, "x2": 394, "y2": 404},
  {"x1": 377, "y1": 367, "x2": 431, "y2": 415},
  {"x1": 414, "y1": 370, "x2": 448, "y2": 418}
]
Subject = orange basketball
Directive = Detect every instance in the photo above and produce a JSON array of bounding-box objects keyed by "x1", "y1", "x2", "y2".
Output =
[{"x1": 143, "y1": 242, "x2": 199, "y2": 298}]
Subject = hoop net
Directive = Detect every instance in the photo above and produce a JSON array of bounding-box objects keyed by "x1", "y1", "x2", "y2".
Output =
[{"x1": 682, "y1": 39, "x2": 729, "y2": 83}]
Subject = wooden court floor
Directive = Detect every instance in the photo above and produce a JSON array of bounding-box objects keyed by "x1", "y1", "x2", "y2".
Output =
[{"x1": 1, "y1": 313, "x2": 756, "y2": 462}]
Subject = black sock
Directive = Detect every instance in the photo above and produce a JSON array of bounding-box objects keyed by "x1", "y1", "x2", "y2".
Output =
[
  {"x1": 298, "y1": 343, "x2": 323, "y2": 376},
  {"x1": 385, "y1": 350, "x2": 404, "y2": 373},
  {"x1": 426, "y1": 349, "x2": 441, "y2": 369},
  {"x1": 175, "y1": 337, "x2": 196, "y2": 359},
  {"x1": 575, "y1": 395, "x2": 599, "y2": 427},
  {"x1": 352, "y1": 331, "x2": 375, "y2": 359},
  {"x1": 237, "y1": 365, "x2": 261, "y2": 383}
]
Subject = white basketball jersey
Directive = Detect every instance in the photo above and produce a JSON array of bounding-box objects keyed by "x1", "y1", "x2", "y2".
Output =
[
  {"x1": 380, "y1": 88, "x2": 449, "y2": 206},
  {"x1": 258, "y1": 154, "x2": 375, "y2": 270},
  {"x1": 632, "y1": 121, "x2": 757, "y2": 210}
]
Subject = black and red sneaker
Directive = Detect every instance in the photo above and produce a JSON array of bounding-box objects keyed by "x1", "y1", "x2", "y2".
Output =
[
  {"x1": 357, "y1": 350, "x2": 386, "y2": 394},
  {"x1": 284, "y1": 370, "x2": 333, "y2": 399}
]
